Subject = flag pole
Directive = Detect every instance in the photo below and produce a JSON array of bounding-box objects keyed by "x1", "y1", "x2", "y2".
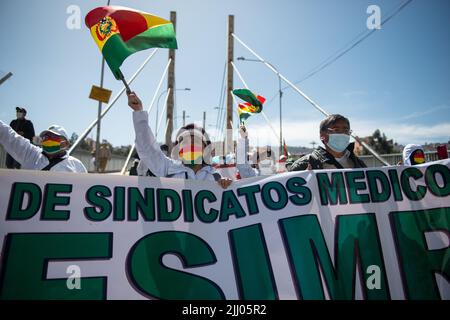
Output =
[
  {"x1": 118, "y1": 70, "x2": 132, "y2": 94},
  {"x1": 69, "y1": 49, "x2": 158, "y2": 155}
]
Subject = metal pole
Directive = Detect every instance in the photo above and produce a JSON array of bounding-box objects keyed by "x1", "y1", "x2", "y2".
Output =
[
  {"x1": 232, "y1": 33, "x2": 390, "y2": 166},
  {"x1": 93, "y1": 0, "x2": 111, "y2": 172},
  {"x1": 68, "y1": 49, "x2": 158, "y2": 155},
  {"x1": 278, "y1": 74, "x2": 283, "y2": 157},
  {"x1": 182, "y1": 110, "x2": 186, "y2": 126},
  {"x1": 95, "y1": 57, "x2": 105, "y2": 173},
  {"x1": 203, "y1": 111, "x2": 206, "y2": 129},
  {"x1": 0, "y1": 72, "x2": 12, "y2": 86},
  {"x1": 120, "y1": 59, "x2": 172, "y2": 175},
  {"x1": 156, "y1": 90, "x2": 167, "y2": 133},
  {"x1": 156, "y1": 88, "x2": 171, "y2": 139}
]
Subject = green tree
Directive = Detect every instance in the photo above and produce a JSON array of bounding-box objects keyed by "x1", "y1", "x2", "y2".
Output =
[{"x1": 364, "y1": 129, "x2": 394, "y2": 155}]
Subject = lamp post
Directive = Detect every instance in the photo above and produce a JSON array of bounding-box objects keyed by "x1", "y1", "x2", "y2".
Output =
[
  {"x1": 173, "y1": 111, "x2": 190, "y2": 127},
  {"x1": 237, "y1": 56, "x2": 283, "y2": 156},
  {"x1": 156, "y1": 88, "x2": 190, "y2": 132}
]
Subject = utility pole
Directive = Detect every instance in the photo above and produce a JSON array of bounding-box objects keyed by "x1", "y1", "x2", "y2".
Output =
[
  {"x1": 226, "y1": 15, "x2": 234, "y2": 154},
  {"x1": 203, "y1": 111, "x2": 206, "y2": 129},
  {"x1": 94, "y1": 0, "x2": 110, "y2": 173},
  {"x1": 165, "y1": 11, "x2": 176, "y2": 152},
  {"x1": 95, "y1": 58, "x2": 105, "y2": 173},
  {"x1": 278, "y1": 76, "x2": 283, "y2": 157},
  {"x1": 182, "y1": 110, "x2": 186, "y2": 127}
]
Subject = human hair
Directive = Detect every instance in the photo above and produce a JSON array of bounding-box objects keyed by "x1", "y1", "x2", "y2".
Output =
[{"x1": 319, "y1": 114, "x2": 350, "y2": 134}]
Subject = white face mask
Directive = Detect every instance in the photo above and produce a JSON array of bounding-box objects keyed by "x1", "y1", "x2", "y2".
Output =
[{"x1": 327, "y1": 133, "x2": 350, "y2": 153}]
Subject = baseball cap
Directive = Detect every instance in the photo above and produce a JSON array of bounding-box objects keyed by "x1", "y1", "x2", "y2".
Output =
[
  {"x1": 40, "y1": 124, "x2": 70, "y2": 141},
  {"x1": 174, "y1": 123, "x2": 211, "y2": 146},
  {"x1": 16, "y1": 107, "x2": 27, "y2": 114}
]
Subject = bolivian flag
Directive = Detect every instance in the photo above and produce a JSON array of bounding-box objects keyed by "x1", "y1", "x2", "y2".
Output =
[
  {"x1": 85, "y1": 6, "x2": 177, "y2": 79},
  {"x1": 41, "y1": 136, "x2": 64, "y2": 154},
  {"x1": 233, "y1": 89, "x2": 265, "y2": 123},
  {"x1": 179, "y1": 146, "x2": 204, "y2": 164},
  {"x1": 412, "y1": 150, "x2": 425, "y2": 164}
]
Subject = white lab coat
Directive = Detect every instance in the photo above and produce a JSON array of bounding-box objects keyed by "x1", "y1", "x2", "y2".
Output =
[
  {"x1": 0, "y1": 120, "x2": 87, "y2": 173},
  {"x1": 236, "y1": 136, "x2": 259, "y2": 178},
  {"x1": 133, "y1": 110, "x2": 220, "y2": 181}
]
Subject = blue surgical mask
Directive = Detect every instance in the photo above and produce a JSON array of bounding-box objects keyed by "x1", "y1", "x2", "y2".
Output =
[{"x1": 327, "y1": 134, "x2": 350, "y2": 153}]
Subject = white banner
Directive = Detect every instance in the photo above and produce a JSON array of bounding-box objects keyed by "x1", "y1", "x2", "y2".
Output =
[{"x1": 0, "y1": 160, "x2": 449, "y2": 300}]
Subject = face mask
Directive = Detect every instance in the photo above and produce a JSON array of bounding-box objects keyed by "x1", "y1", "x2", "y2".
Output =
[
  {"x1": 42, "y1": 136, "x2": 64, "y2": 154},
  {"x1": 410, "y1": 150, "x2": 425, "y2": 165},
  {"x1": 179, "y1": 145, "x2": 203, "y2": 165},
  {"x1": 327, "y1": 133, "x2": 350, "y2": 153}
]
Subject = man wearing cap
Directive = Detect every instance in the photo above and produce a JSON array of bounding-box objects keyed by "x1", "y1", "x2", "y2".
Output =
[
  {"x1": 0, "y1": 120, "x2": 87, "y2": 172},
  {"x1": 5, "y1": 107, "x2": 35, "y2": 169},
  {"x1": 127, "y1": 92, "x2": 232, "y2": 189}
]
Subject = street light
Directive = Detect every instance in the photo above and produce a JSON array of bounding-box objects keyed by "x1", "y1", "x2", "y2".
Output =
[
  {"x1": 237, "y1": 56, "x2": 283, "y2": 156},
  {"x1": 156, "y1": 88, "x2": 191, "y2": 132},
  {"x1": 174, "y1": 110, "x2": 190, "y2": 127}
]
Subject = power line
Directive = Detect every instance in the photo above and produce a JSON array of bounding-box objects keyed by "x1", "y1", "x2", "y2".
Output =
[
  {"x1": 265, "y1": 0, "x2": 414, "y2": 105},
  {"x1": 213, "y1": 62, "x2": 227, "y2": 142}
]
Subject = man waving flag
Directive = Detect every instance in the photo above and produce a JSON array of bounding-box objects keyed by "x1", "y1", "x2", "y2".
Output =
[{"x1": 85, "y1": 6, "x2": 177, "y2": 80}]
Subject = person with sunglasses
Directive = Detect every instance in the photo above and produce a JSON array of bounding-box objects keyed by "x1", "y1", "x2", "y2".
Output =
[
  {"x1": 0, "y1": 120, "x2": 87, "y2": 172},
  {"x1": 289, "y1": 114, "x2": 366, "y2": 171},
  {"x1": 127, "y1": 92, "x2": 232, "y2": 189}
]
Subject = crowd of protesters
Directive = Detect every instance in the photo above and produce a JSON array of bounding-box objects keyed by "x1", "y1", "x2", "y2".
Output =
[{"x1": 1, "y1": 97, "x2": 448, "y2": 188}]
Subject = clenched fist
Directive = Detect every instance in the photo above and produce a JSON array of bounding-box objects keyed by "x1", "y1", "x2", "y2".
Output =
[
  {"x1": 217, "y1": 177, "x2": 233, "y2": 189},
  {"x1": 127, "y1": 91, "x2": 143, "y2": 111}
]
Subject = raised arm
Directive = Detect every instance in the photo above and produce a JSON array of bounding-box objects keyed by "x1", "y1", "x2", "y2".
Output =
[
  {"x1": 128, "y1": 92, "x2": 176, "y2": 177},
  {"x1": 236, "y1": 124, "x2": 257, "y2": 178}
]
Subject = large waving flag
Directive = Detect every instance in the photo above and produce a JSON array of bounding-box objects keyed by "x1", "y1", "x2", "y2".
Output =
[
  {"x1": 232, "y1": 89, "x2": 265, "y2": 123},
  {"x1": 85, "y1": 6, "x2": 177, "y2": 79}
]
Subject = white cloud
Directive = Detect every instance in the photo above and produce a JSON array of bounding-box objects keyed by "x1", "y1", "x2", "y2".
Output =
[
  {"x1": 341, "y1": 90, "x2": 367, "y2": 98},
  {"x1": 243, "y1": 118, "x2": 450, "y2": 147},
  {"x1": 400, "y1": 105, "x2": 450, "y2": 120}
]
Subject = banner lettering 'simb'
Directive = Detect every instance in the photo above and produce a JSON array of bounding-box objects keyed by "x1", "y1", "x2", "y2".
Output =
[{"x1": 0, "y1": 161, "x2": 449, "y2": 300}]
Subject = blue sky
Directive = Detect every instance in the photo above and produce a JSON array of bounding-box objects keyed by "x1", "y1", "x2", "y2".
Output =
[{"x1": 1, "y1": 0, "x2": 449, "y2": 149}]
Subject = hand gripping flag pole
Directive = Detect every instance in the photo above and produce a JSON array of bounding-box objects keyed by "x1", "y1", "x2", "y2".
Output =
[
  {"x1": 120, "y1": 59, "x2": 172, "y2": 175},
  {"x1": 118, "y1": 70, "x2": 132, "y2": 94}
]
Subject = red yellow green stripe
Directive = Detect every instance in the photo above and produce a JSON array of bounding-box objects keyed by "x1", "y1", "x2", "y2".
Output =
[
  {"x1": 179, "y1": 146, "x2": 203, "y2": 162},
  {"x1": 85, "y1": 6, "x2": 177, "y2": 79}
]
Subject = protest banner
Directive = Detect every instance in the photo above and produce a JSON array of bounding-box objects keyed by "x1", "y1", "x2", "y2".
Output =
[{"x1": 0, "y1": 160, "x2": 449, "y2": 300}]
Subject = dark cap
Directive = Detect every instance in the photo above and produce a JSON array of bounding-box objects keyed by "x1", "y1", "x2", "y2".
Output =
[{"x1": 16, "y1": 107, "x2": 27, "y2": 114}]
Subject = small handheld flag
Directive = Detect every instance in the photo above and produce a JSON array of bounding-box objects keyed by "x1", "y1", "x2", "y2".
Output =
[
  {"x1": 232, "y1": 89, "x2": 265, "y2": 124},
  {"x1": 85, "y1": 6, "x2": 177, "y2": 81}
]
